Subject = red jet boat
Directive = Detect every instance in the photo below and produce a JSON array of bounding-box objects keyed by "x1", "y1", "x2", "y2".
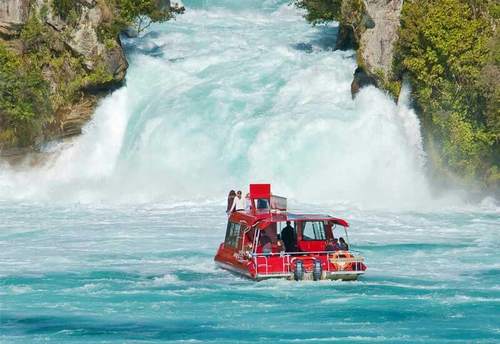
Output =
[{"x1": 215, "y1": 184, "x2": 367, "y2": 281}]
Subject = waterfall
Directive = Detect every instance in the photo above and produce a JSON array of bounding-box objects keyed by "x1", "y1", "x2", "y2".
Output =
[{"x1": 0, "y1": 1, "x2": 430, "y2": 207}]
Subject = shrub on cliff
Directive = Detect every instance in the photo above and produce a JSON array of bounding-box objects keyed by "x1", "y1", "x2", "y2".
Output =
[
  {"x1": 292, "y1": 0, "x2": 342, "y2": 24},
  {"x1": 291, "y1": 0, "x2": 365, "y2": 34},
  {"x1": 52, "y1": 0, "x2": 76, "y2": 19},
  {"x1": 0, "y1": 45, "x2": 52, "y2": 147},
  {"x1": 118, "y1": 0, "x2": 175, "y2": 33},
  {"x1": 395, "y1": 0, "x2": 499, "y2": 192}
]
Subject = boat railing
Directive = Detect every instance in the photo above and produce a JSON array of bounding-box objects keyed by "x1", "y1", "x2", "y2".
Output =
[
  {"x1": 255, "y1": 254, "x2": 269, "y2": 275},
  {"x1": 252, "y1": 250, "x2": 363, "y2": 257},
  {"x1": 252, "y1": 250, "x2": 365, "y2": 276}
]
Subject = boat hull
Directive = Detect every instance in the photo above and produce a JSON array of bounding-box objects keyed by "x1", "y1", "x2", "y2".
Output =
[{"x1": 215, "y1": 258, "x2": 365, "y2": 281}]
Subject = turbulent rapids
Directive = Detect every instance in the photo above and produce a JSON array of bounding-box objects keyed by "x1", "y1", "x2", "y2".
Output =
[
  {"x1": 1, "y1": 1, "x2": 499, "y2": 344},
  {"x1": 0, "y1": 0, "x2": 428, "y2": 207}
]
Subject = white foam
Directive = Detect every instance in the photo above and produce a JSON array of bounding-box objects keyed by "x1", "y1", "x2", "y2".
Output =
[{"x1": 0, "y1": 3, "x2": 465, "y2": 210}]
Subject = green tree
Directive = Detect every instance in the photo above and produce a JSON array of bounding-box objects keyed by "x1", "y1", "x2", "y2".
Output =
[
  {"x1": 118, "y1": 0, "x2": 174, "y2": 33},
  {"x1": 395, "y1": 0, "x2": 499, "y2": 191},
  {"x1": 291, "y1": 0, "x2": 342, "y2": 24}
]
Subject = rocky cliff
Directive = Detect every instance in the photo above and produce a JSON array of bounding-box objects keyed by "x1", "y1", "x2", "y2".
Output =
[
  {"x1": 355, "y1": 0, "x2": 401, "y2": 95},
  {"x1": 330, "y1": 0, "x2": 402, "y2": 96},
  {"x1": 358, "y1": 0, "x2": 401, "y2": 77},
  {"x1": 0, "y1": 0, "x2": 181, "y2": 157}
]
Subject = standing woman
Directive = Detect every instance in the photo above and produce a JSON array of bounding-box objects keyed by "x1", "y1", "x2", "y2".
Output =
[
  {"x1": 229, "y1": 190, "x2": 246, "y2": 213},
  {"x1": 226, "y1": 190, "x2": 236, "y2": 215}
]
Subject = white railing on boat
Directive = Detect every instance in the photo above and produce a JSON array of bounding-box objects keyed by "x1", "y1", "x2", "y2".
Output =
[{"x1": 252, "y1": 250, "x2": 365, "y2": 276}]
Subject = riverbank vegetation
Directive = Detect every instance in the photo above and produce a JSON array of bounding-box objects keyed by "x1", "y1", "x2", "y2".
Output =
[
  {"x1": 294, "y1": 0, "x2": 499, "y2": 195},
  {"x1": 395, "y1": 0, "x2": 499, "y2": 193}
]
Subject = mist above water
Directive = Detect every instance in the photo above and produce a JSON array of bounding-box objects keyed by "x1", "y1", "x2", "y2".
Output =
[{"x1": 0, "y1": 1, "x2": 433, "y2": 208}]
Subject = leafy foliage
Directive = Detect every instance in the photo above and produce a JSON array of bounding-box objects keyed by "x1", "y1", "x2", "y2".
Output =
[
  {"x1": 117, "y1": 0, "x2": 174, "y2": 33},
  {"x1": 292, "y1": 0, "x2": 366, "y2": 53},
  {"x1": 395, "y1": 0, "x2": 499, "y2": 191},
  {"x1": 51, "y1": 0, "x2": 82, "y2": 26},
  {"x1": 291, "y1": 0, "x2": 342, "y2": 25},
  {"x1": 0, "y1": 44, "x2": 51, "y2": 147},
  {"x1": 52, "y1": 0, "x2": 75, "y2": 19}
]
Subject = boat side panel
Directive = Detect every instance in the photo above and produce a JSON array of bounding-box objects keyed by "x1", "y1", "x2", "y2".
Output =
[{"x1": 214, "y1": 243, "x2": 257, "y2": 279}]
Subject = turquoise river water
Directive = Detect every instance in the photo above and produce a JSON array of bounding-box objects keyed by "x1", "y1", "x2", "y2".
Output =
[{"x1": 1, "y1": 1, "x2": 499, "y2": 343}]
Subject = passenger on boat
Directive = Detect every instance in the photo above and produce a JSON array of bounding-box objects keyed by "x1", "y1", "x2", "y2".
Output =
[
  {"x1": 281, "y1": 221, "x2": 296, "y2": 252},
  {"x1": 325, "y1": 238, "x2": 340, "y2": 251},
  {"x1": 339, "y1": 237, "x2": 349, "y2": 251},
  {"x1": 260, "y1": 231, "x2": 272, "y2": 255},
  {"x1": 226, "y1": 190, "x2": 236, "y2": 214},
  {"x1": 229, "y1": 190, "x2": 246, "y2": 212},
  {"x1": 277, "y1": 238, "x2": 286, "y2": 252},
  {"x1": 245, "y1": 193, "x2": 251, "y2": 211}
]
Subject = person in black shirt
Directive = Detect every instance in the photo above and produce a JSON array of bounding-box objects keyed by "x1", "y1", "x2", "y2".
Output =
[{"x1": 281, "y1": 221, "x2": 296, "y2": 252}]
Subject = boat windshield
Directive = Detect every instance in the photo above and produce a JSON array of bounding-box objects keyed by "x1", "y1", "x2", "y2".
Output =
[
  {"x1": 302, "y1": 221, "x2": 327, "y2": 241},
  {"x1": 332, "y1": 223, "x2": 350, "y2": 250},
  {"x1": 332, "y1": 224, "x2": 348, "y2": 240}
]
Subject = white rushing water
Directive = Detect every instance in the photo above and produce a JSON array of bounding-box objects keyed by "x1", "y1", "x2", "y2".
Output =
[{"x1": 0, "y1": 1, "x2": 441, "y2": 208}]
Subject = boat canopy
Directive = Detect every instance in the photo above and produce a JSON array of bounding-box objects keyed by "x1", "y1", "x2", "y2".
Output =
[{"x1": 256, "y1": 212, "x2": 349, "y2": 229}]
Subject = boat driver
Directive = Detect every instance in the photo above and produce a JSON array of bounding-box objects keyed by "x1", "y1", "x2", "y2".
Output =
[{"x1": 281, "y1": 221, "x2": 296, "y2": 252}]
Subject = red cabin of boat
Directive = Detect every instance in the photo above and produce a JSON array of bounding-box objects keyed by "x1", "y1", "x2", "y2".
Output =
[{"x1": 214, "y1": 184, "x2": 367, "y2": 281}]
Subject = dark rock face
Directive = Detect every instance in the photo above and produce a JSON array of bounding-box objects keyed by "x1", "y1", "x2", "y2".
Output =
[
  {"x1": 105, "y1": 45, "x2": 129, "y2": 82},
  {"x1": 351, "y1": 66, "x2": 378, "y2": 98},
  {"x1": 58, "y1": 98, "x2": 98, "y2": 138},
  {"x1": 335, "y1": 24, "x2": 357, "y2": 51}
]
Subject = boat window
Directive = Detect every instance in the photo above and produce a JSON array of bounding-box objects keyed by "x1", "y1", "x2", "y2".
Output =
[
  {"x1": 224, "y1": 221, "x2": 241, "y2": 249},
  {"x1": 256, "y1": 198, "x2": 269, "y2": 209},
  {"x1": 332, "y1": 224, "x2": 348, "y2": 243},
  {"x1": 302, "y1": 221, "x2": 326, "y2": 241}
]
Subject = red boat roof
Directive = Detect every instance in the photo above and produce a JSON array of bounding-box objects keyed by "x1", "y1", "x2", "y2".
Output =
[{"x1": 230, "y1": 210, "x2": 349, "y2": 228}]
